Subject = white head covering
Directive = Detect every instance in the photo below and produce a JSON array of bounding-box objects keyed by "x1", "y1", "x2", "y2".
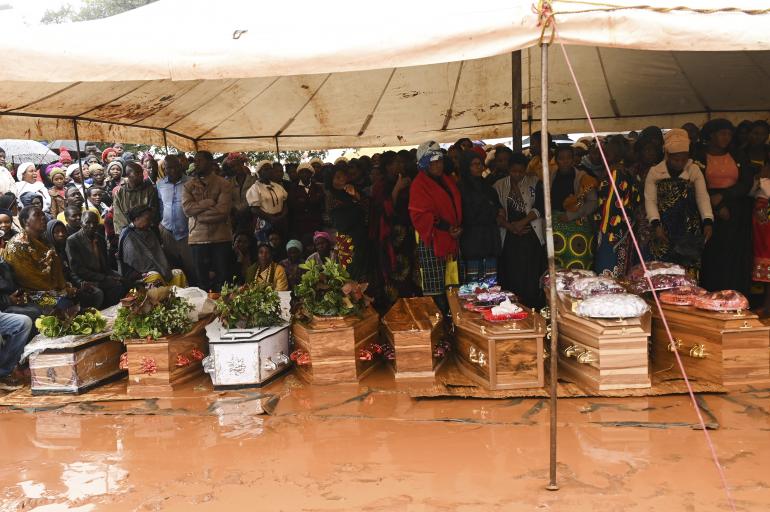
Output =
[
  {"x1": 16, "y1": 162, "x2": 35, "y2": 182},
  {"x1": 297, "y1": 162, "x2": 315, "y2": 174},
  {"x1": 334, "y1": 157, "x2": 349, "y2": 165},
  {"x1": 256, "y1": 160, "x2": 273, "y2": 174},
  {"x1": 66, "y1": 163, "x2": 80, "y2": 178},
  {"x1": 309, "y1": 157, "x2": 323, "y2": 166}
]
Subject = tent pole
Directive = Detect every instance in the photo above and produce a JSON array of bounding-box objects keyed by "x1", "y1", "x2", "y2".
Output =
[
  {"x1": 163, "y1": 129, "x2": 170, "y2": 155},
  {"x1": 540, "y1": 42, "x2": 559, "y2": 492},
  {"x1": 72, "y1": 118, "x2": 90, "y2": 209},
  {"x1": 512, "y1": 51, "x2": 522, "y2": 152},
  {"x1": 274, "y1": 136, "x2": 281, "y2": 163}
]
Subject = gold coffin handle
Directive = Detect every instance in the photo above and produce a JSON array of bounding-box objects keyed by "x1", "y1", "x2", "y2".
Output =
[
  {"x1": 576, "y1": 351, "x2": 597, "y2": 364},
  {"x1": 689, "y1": 344, "x2": 709, "y2": 359},
  {"x1": 563, "y1": 345, "x2": 581, "y2": 358},
  {"x1": 468, "y1": 346, "x2": 488, "y2": 368}
]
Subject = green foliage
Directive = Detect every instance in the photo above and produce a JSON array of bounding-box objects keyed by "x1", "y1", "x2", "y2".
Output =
[
  {"x1": 294, "y1": 259, "x2": 369, "y2": 319},
  {"x1": 35, "y1": 308, "x2": 107, "y2": 338},
  {"x1": 215, "y1": 282, "x2": 284, "y2": 329},
  {"x1": 112, "y1": 292, "x2": 193, "y2": 342},
  {"x1": 245, "y1": 150, "x2": 327, "y2": 165},
  {"x1": 41, "y1": 0, "x2": 158, "y2": 24}
]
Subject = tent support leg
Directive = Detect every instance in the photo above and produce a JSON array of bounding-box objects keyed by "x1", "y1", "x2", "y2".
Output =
[
  {"x1": 163, "y1": 129, "x2": 170, "y2": 155},
  {"x1": 72, "y1": 118, "x2": 90, "y2": 209},
  {"x1": 540, "y1": 42, "x2": 560, "y2": 493},
  {"x1": 512, "y1": 51, "x2": 522, "y2": 152}
]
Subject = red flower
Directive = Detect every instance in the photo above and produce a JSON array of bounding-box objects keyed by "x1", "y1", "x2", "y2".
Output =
[{"x1": 190, "y1": 348, "x2": 205, "y2": 361}]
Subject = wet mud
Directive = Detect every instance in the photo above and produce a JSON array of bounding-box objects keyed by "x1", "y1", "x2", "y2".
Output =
[{"x1": 1, "y1": 371, "x2": 770, "y2": 511}]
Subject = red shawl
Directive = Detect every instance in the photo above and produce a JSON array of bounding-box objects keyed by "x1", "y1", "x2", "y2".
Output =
[{"x1": 408, "y1": 171, "x2": 463, "y2": 258}]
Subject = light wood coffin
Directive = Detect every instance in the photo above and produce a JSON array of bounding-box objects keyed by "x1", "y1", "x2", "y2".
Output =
[
  {"x1": 29, "y1": 332, "x2": 125, "y2": 395},
  {"x1": 650, "y1": 303, "x2": 770, "y2": 387},
  {"x1": 382, "y1": 297, "x2": 446, "y2": 380},
  {"x1": 556, "y1": 294, "x2": 651, "y2": 391},
  {"x1": 291, "y1": 307, "x2": 380, "y2": 384},
  {"x1": 124, "y1": 319, "x2": 210, "y2": 394},
  {"x1": 448, "y1": 290, "x2": 545, "y2": 390}
]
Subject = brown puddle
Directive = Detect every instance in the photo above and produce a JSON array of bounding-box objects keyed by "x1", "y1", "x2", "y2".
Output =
[{"x1": 1, "y1": 369, "x2": 770, "y2": 511}]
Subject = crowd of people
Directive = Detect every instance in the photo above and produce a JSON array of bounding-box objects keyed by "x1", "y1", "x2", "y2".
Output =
[{"x1": 0, "y1": 117, "x2": 768, "y2": 388}]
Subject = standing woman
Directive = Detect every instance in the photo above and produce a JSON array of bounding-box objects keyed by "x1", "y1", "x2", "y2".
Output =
[
  {"x1": 328, "y1": 166, "x2": 369, "y2": 281},
  {"x1": 645, "y1": 129, "x2": 713, "y2": 272},
  {"x1": 14, "y1": 163, "x2": 51, "y2": 212},
  {"x1": 408, "y1": 141, "x2": 462, "y2": 312},
  {"x1": 494, "y1": 155, "x2": 546, "y2": 308},
  {"x1": 742, "y1": 120, "x2": 770, "y2": 175},
  {"x1": 551, "y1": 146, "x2": 599, "y2": 270},
  {"x1": 593, "y1": 136, "x2": 641, "y2": 277},
  {"x1": 457, "y1": 150, "x2": 501, "y2": 283},
  {"x1": 628, "y1": 135, "x2": 664, "y2": 262},
  {"x1": 697, "y1": 119, "x2": 753, "y2": 294},
  {"x1": 48, "y1": 168, "x2": 68, "y2": 218},
  {"x1": 105, "y1": 161, "x2": 124, "y2": 196},
  {"x1": 370, "y1": 151, "x2": 419, "y2": 307}
]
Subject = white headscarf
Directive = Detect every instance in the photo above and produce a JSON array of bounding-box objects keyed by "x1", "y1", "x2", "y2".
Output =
[
  {"x1": 16, "y1": 162, "x2": 35, "y2": 182},
  {"x1": 66, "y1": 163, "x2": 80, "y2": 178},
  {"x1": 256, "y1": 160, "x2": 273, "y2": 175},
  {"x1": 297, "y1": 162, "x2": 315, "y2": 174}
]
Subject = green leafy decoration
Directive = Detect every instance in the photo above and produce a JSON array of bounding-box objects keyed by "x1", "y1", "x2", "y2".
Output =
[
  {"x1": 112, "y1": 290, "x2": 193, "y2": 342},
  {"x1": 294, "y1": 259, "x2": 370, "y2": 320},
  {"x1": 215, "y1": 282, "x2": 284, "y2": 329},
  {"x1": 35, "y1": 308, "x2": 107, "y2": 338}
]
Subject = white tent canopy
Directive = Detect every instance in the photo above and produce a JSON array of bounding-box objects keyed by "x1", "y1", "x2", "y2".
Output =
[{"x1": 0, "y1": 0, "x2": 768, "y2": 151}]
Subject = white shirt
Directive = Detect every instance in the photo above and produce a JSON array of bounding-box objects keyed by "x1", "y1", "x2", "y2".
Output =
[
  {"x1": 15, "y1": 180, "x2": 52, "y2": 212},
  {"x1": 0, "y1": 167, "x2": 14, "y2": 195},
  {"x1": 245, "y1": 180, "x2": 287, "y2": 215}
]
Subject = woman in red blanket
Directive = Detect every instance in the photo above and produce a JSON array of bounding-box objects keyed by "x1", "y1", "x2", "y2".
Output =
[{"x1": 408, "y1": 141, "x2": 463, "y2": 313}]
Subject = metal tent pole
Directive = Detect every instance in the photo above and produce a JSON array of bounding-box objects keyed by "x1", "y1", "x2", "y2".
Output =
[
  {"x1": 72, "y1": 118, "x2": 90, "y2": 209},
  {"x1": 512, "y1": 51, "x2": 523, "y2": 152},
  {"x1": 540, "y1": 42, "x2": 560, "y2": 492}
]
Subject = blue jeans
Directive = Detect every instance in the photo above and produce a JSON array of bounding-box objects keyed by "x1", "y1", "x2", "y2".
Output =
[{"x1": 0, "y1": 312, "x2": 33, "y2": 377}]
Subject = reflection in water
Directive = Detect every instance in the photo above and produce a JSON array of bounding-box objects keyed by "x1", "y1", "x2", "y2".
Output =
[{"x1": 61, "y1": 462, "x2": 127, "y2": 501}]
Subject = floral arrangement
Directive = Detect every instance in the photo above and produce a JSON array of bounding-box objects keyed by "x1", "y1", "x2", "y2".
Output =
[
  {"x1": 294, "y1": 258, "x2": 371, "y2": 319},
  {"x1": 112, "y1": 286, "x2": 194, "y2": 342},
  {"x1": 214, "y1": 282, "x2": 284, "y2": 329},
  {"x1": 35, "y1": 307, "x2": 107, "y2": 338}
]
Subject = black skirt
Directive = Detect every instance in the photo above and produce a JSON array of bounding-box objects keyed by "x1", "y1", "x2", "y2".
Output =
[{"x1": 498, "y1": 229, "x2": 546, "y2": 309}]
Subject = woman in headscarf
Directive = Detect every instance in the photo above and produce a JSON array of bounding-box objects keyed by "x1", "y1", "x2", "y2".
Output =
[
  {"x1": 550, "y1": 146, "x2": 599, "y2": 270},
  {"x1": 751, "y1": 150, "x2": 770, "y2": 314},
  {"x1": 696, "y1": 119, "x2": 753, "y2": 294},
  {"x1": 369, "y1": 151, "x2": 419, "y2": 307},
  {"x1": 408, "y1": 141, "x2": 463, "y2": 312},
  {"x1": 20, "y1": 192, "x2": 52, "y2": 222},
  {"x1": 592, "y1": 135, "x2": 641, "y2": 277},
  {"x1": 3, "y1": 206, "x2": 69, "y2": 306},
  {"x1": 328, "y1": 165, "x2": 369, "y2": 280},
  {"x1": 742, "y1": 120, "x2": 770, "y2": 175},
  {"x1": 245, "y1": 243, "x2": 288, "y2": 291},
  {"x1": 117, "y1": 205, "x2": 187, "y2": 287},
  {"x1": 494, "y1": 150, "x2": 546, "y2": 308},
  {"x1": 645, "y1": 129, "x2": 714, "y2": 273},
  {"x1": 102, "y1": 147, "x2": 118, "y2": 166},
  {"x1": 306, "y1": 231, "x2": 338, "y2": 266},
  {"x1": 48, "y1": 167, "x2": 67, "y2": 217},
  {"x1": 14, "y1": 163, "x2": 51, "y2": 212},
  {"x1": 280, "y1": 239, "x2": 303, "y2": 290},
  {"x1": 458, "y1": 150, "x2": 501, "y2": 283},
  {"x1": 45, "y1": 219, "x2": 74, "y2": 283},
  {"x1": 105, "y1": 160, "x2": 124, "y2": 196}
]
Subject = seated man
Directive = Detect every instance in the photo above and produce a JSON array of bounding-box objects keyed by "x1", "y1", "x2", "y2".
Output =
[
  {"x1": 118, "y1": 206, "x2": 186, "y2": 287},
  {"x1": 66, "y1": 211, "x2": 126, "y2": 308},
  {"x1": 0, "y1": 310, "x2": 33, "y2": 390}
]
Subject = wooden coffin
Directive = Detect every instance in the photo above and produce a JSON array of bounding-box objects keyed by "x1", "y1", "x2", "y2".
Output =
[
  {"x1": 291, "y1": 307, "x2": 380, "y2": 384},
  {"x1": 124, "y1": 319, "x2": 210, "y2": 394},
  {"x1": 556, "y1": 294, "x2": 651, "y2": 391},
  {"x1": 29, "y1": 332, "x2": 126, "y2": 395},
  {"x1": 650, "y1": 303, "x2": 770, "y2": 387},
  {"x1": 204, "y1": 321, "x2": 291, "y2": 389},
  {"x1": 382, "y1": 297, "x2": 446, "y2": 380},
  {"x1": 447, "y1": 290, "x2": 545, "y2": 390}
]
